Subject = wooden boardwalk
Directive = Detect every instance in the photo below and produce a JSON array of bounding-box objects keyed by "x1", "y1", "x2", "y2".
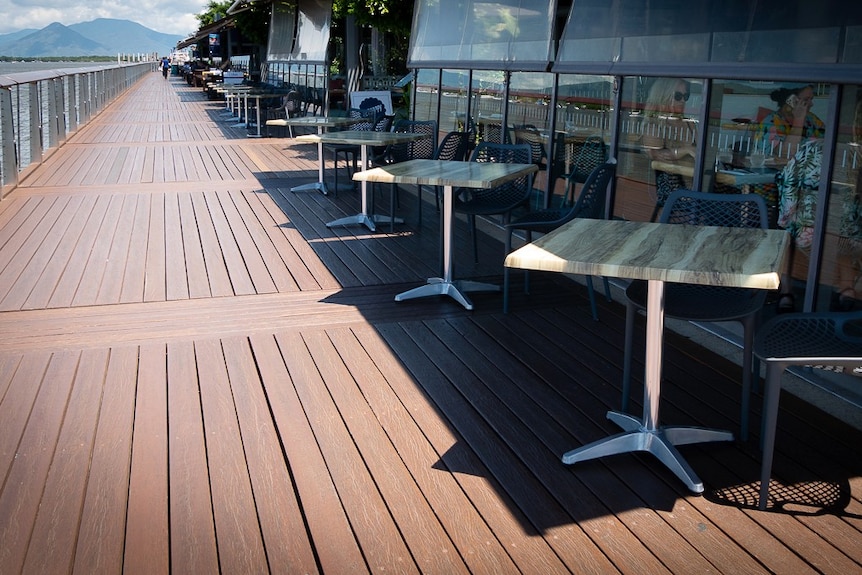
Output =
[{"x1": 0, "y1": 72, "x2": 860, "y2": 574}]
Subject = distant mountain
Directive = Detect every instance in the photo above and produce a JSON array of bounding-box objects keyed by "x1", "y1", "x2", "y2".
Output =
[{"x1": 0, "y1": 19, "x2": 183, "y2": 57}]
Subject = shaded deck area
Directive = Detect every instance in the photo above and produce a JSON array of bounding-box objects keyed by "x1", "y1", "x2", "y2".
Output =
[{"x1": 0, "y1": 72, "x2": 860, "y2": 574}]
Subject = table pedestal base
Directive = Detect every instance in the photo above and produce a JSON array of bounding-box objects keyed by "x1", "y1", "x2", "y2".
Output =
[
  {"x1": 326, "y1": 214, "x2": 404, "y2": 232},
  {"x1": 395, "y1": 278, "x2": 500, "y2": 310},
  {"x1": 291, "y1": 181, "x2": 329, "y2": 195},
  {"x1": 562, "y1": 411, "x2": 733, "y2": 493}
]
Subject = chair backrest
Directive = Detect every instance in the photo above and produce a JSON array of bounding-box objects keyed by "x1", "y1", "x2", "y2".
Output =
[
  {"x1": 483, "y1": 123, "x2": 511, "y2": 145},
  {"x1": 463, "y1": 142, "x2": 534, "y2": 210},
  {"x1": 435, "y1": 131, "x2": 470, "y2": 162},
  {"x1": 390, "y1": 119, "x2": 438, "y2": 163},
  {"x1": 514, "y1": 126, "x2": 547, "y2": 167},
  {"x1": 567, "y1": 160, "x2": 617, "y2": 221},
  {"x1": 661, "y1": 189, "x2": 769, "y2": 230},
  {"x1": 346, "y1": 107, "x2": 377, "y2": 131},
  {"x1": 569, "y1": 135, "x2": 608, "y2": 182},
  {"x1": 470, "y1": 141, "x2": 532, "y2": 165}
]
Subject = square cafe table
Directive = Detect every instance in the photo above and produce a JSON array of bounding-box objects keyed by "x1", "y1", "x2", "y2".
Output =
[
  {"x1": 272, "y1": 116, "x2": 363, "y2": 195},
  {"x1": 505, "y1": 218, "x2": 789, "y2": 492},
  {"x1": 297, "y1": 131, "x2": 430, "y2": 232},
  {"x1": 354, "y1": 158, "x2": 538, "y2": 310}
]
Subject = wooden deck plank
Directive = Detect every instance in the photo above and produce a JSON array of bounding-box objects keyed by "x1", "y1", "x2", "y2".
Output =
[
  {"x1": 0, "y1": 351, "x2": 79, "y2": 574},
  {"x1": 0, "y1": 73, "x2": 859, "y2": 575},
  {"x1": 190, "y1": 190, "x2": 235, "y2": 297},
  {"x1": 71, "y1": 194, "x2": 124, "y2": 306},
  {"x1": 254, "y1": 332, "x2": 370, "y2": 574},
  {"x1": 96, "y1": 193, "x2": 139, "y2": 304},
  {"x1": 118, "y1": 193, "x2": 152, "y2": 303},
  {"x1": 167, "y1": 340, "x2": 220, "y2": 573},
  {"x1": 195, "y1": 338, "x2": 270, "y2": 573},
  {"x1": 164, "y1": 191, "x2": 191, "y2": 300},
  {"x1": 19, "y1": 195, "x2": 99, "y2": 310},
  {"x1": 304, "y1": 329, "x2": 475, "y2": 574},
  {"x1": 218, "y1": 189, "x2": 278, "y2": 293},
  {"x1": 375, "y1": 321, "x2": 623, "y2": 573},
  {"x1": 0, "y1": 195, "x2": 77, "y2": 308},
  {"x1": 347, "y1": 325, "x2": 575, "y2": 574},
  {"x1": 277, "y1": 330, "x2": 422, "y2": 572},
  {"x1": 204, "y1": 190, "x2": 256, "y2": 295},
  {"x1": 124, "y1": 343, "x2": 170, "y2": 574},
  {"x1": 47, "y1": 194, "x2": 112, "y2": 308},
  {"x1": 144, "y1": 193, "x2": 167, "y2": 302},
  {"x1": 221, "y1": 336, "x2": 320, "y2": 574},
  {"x1": 73, "y1": 346, "x2": 139, "y2": 575},
  {"x1": 21, "y1": 348, "x2": 109, "y2": 574}
]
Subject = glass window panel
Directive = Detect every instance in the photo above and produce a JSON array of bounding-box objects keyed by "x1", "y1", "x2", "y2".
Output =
[
  {"x1": 413, "y1": 69, "x2": 440, "y2": 124},
  {"x1": 555, "y1": 0, "x2": 862, "y2": 67},
  {"x1": 439, "y1": 69, "x2": 471, "y2": 133},
  {"x1": 551, "y1": 74, "x2": 613, "y2": 208},
  {"x1": 409, "y1": 0, "x2": 553, "y2": 69},
  {"x1": 822, "y1": 85, "x2": 862, "y2": 311},
  {"x1": 615, "y1": 76, "x2": 701, "y2": 222}
]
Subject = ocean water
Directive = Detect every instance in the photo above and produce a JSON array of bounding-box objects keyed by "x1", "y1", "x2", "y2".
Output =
[{"x1": 0, "y1": 61, "x2": 112, "y2": 75}]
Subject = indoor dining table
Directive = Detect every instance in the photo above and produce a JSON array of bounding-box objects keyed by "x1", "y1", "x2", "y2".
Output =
[
  {"x1": 297, "y1": 130, "x2": 430, "y2": 232},
  {"x1": 353, "y1": 158, "x2": 538, "y2": 309},
  {"x1": 273, "y1": 116, "x2": 363, "y2": 195},
  {"x1": 504, "y1": 218, "x2": 789, "y2": 492}
]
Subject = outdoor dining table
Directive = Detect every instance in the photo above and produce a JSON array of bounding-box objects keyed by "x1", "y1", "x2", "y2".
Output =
[
  {"x1": 353, "y1": 158, "x2": 539, "y2": 309},
  {"x1": 272, "y1": 116, "x2": 363, "y2": 195},
  {"x1": 296, "y1": 130, "x2": 430, "y2": 232},
  {"x1": 504, "y1": 218, "x2": 789, "y2": 492}
]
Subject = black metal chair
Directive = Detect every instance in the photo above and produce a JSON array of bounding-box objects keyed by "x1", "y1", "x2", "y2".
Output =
[
  {"x1": 503, "y1": 160, "x2": 617, "y2": 317},
  {"x1": 420, "y1": 130, "x2": 471, "y2": 222},
  {"x1": 622, "y1": 190, "x2": 770, "y2": 441},
  {"x1": 326, "y1": 107, "x2": 378, "y2": 195},
  {"x1": 376, "y1": 119, "x2": 437, "y2": 231},
  {"x1": 552, "y1": 135, "x2": 608, "y2": 206},
  {"x1": 453, "y1": 142, "x2": 534, "y2": 263},
  {"x1": 753, "y1": 311, "x2": 862, "y2": 510}
]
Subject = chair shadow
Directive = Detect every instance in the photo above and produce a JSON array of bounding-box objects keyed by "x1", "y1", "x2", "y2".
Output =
[{"x1": 706, "y1": 477, "x2": 860, "y2": 517}]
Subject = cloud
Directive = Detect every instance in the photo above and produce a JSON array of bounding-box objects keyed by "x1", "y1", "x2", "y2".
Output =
[{"x1": 0, "y1": 0, "x2": 209, "y2": 36}]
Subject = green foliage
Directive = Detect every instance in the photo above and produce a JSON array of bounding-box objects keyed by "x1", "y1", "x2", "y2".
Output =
[
  {"x1": 332, "y1": 0, "x2": 414, "y2": 36},
  {"x1": 196, "y1": 1, "x2": 270, "y2": 46}
]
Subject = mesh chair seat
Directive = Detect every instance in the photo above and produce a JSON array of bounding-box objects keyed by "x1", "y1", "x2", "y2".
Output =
[
  {"x1": 326, "y1": 107, "x2": 380, "y2": 194},
  {"x1": 622, "y1": 190, "x2": 771, "y2": 441},
  {"x1": 753, "y1": 311, "x2": 862, "y2": 510}
]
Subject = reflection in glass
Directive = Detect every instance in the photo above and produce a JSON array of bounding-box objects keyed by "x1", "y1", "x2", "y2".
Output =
[
  {"x1": 615, "y1": 76, "x2": 700, "y2": 222},
  {"x1": 823, "y1": 85, "x2": 862, "y2": 312}
]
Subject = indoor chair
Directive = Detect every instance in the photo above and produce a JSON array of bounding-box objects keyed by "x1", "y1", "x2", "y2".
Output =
[
  {"x1": 503, "y1": 160, "x2": 617, "y2": 317},
  {"x1": 622, "y1": 190, "x2": 770, "y2": 441},
  {"x1": 753, "y1": 311, "x2": 862, "y2": 510}
]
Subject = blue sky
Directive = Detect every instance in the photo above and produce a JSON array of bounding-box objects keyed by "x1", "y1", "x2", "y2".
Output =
[{"x1": 0, "y1": 0, "x2": 209, "y2": 36}]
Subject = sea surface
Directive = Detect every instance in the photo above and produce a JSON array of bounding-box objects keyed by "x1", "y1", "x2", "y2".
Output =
[{"x1": 0, "y1": 61, "x2": 115, "y2": 75}]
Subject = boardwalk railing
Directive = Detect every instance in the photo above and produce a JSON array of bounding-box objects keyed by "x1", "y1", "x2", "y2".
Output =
[{"x1": 0, "y1": 61, "x2": 152, "y2": 197}]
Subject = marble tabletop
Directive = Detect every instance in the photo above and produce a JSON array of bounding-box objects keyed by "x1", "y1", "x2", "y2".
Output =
[
  {"x1": 353, "y1": 158, "x2": 539, "y2": 189},
  {"x1": 505, "y1": 218, "x2": 788, "y2": 290}
]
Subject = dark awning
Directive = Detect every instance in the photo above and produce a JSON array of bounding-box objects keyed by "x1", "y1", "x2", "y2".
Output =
[{"x1": 176, "y1": 18, "x2": 236, "y2": 50}]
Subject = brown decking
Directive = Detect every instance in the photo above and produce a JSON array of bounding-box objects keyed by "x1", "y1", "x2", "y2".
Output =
[{"x1": 0, "y1": 73, "x2": 860, "y2": 574}]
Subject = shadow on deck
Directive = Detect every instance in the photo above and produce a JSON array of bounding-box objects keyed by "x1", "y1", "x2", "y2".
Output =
[{"x1": 0, "y1": 72, "x2": 859, "y2": 574}]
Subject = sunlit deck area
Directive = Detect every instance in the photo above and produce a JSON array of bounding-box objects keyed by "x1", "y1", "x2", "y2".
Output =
[{"x1": 0, "y1": 72, "x2": 860, "y2": 574}]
